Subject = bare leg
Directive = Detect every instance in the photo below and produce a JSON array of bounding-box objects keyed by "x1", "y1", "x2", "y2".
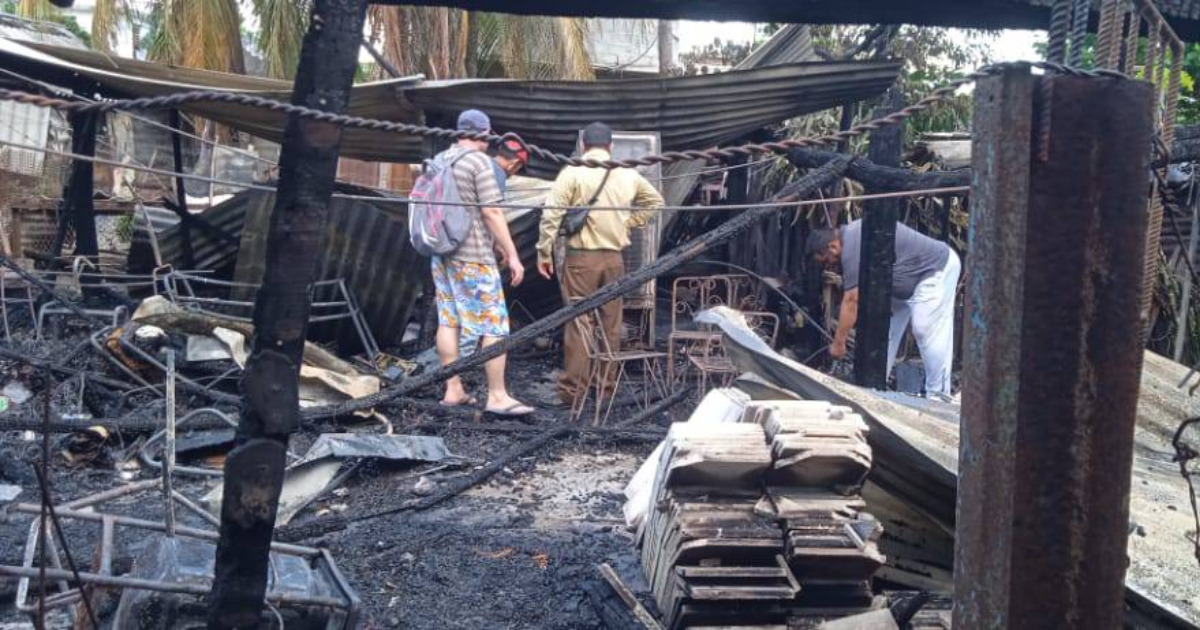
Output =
[
  {"x1": 437, "y1": 324, "x2": 469, "y2": 404},
  {"x1": 481, "y1": 335, "x2": 529, "y2": 410}
]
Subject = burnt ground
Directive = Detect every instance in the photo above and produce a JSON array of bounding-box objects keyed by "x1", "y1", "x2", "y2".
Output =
[{"x1": 0, "y1": 345, "x2": 672, "y2": 630}]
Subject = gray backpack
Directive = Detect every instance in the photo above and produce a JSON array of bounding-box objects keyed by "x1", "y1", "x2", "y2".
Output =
[{"x1": 408, "y1": 149, "x2": 476, "y2": 257}]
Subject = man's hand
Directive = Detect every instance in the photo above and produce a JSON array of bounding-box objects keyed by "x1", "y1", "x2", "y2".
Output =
[
  {"x1": 508, "y1": 257, "x2": 525, "y2": 286},
  {"x1": 830, "y1": 337, "x2": 848, "y2": 359},
  {"x1": 537, "y1": 260, "x2": 554, "y2": 280}
]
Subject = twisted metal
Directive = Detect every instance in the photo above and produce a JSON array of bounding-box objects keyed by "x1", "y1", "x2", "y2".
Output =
[
  {"x1": 1069, "y1": 0, "x2": 1092, "y2": 66},
  {"x1": 1047, "y1": 0, "x2": 1072, "y2": 63},
  {"x1": 0, "y1": 61, "x2": 1129, "y2": 171}
]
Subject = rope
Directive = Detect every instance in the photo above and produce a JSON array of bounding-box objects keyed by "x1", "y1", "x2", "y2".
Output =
[
  {"x1": 0, "y1": 134, "x2": 966, "y2": 213},
  {"x1": 0, "y1": 60, "x2": 1130, "y2": 171}
]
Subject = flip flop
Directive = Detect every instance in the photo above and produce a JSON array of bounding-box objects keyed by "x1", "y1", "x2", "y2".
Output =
[
  {"x1": 485, "y1": 403, "x2": 536, "y2": 417},
  {"x1": 440, "y1": 395, "x2": 479, "y2": 408}
]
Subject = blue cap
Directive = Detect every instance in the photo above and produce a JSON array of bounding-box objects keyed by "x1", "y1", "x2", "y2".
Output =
[{"x1": 457, "y1": 109, "x2": 491, "y2": 133}]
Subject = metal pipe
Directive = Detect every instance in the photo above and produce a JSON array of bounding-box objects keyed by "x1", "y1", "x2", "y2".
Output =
[
  {"x1": 164, "y1": 349, "x2": 176, "y2": 538},
  {"x1": 9, "y1": 503, "x2": 322, "y2": 557},
  {"x1": 0, "y1": 565, "x2": 349, "y2": 609}
]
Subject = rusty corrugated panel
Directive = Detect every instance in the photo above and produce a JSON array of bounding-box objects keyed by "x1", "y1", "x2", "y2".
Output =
[
  {"x1": 736, "y1": 24, "x2": 817, "y2": 69},
  {"x1": 406, "y1": 60, "x2": 902, "y2": 159}
]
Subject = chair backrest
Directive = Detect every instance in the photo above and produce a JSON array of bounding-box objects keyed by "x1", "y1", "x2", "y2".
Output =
[
  {"x1": 671, "y1": 274, "x2": 745, "y2": 333},
  {"x1": 743, "y1": 311, "x2": 781, "y2": 347},
  {"x1": 568, "y1": 298, "x2": 616, "y2": 358}
]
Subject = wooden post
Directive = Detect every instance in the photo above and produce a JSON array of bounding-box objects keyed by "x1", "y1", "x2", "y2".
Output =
[
  {"x1": 853, "y1": 89, "x2": 904, "y2": 389},
  {"x1": 168, "y1": 109, "x2": 195, "y2": 269},
  {"x1": 52, "y1": 110, "x2": 99, "y2": 267},
  {"x1": 954, "y1": 67, "x2": 1154, "y2": 628},
  {"x1": 205, "y1": 1, "x2": 368, "y2": 628}
]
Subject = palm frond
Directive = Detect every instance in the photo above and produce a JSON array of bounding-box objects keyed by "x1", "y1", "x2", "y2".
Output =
[
  {"x1": 91, "y1": 0, "x2": 133, "y2": 53},
  {"x1": 251, "y1": 0, "x2": 308, "y2": 79},
  {"x1": 15, "y1": 0, "x2": 59, "y2": 22},
  {"x1": 148, "y1": 0, "x2": 244, "y2": 75}
]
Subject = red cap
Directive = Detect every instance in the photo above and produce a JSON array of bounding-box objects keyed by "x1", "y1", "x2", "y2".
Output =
[{"x1": 501, "y1": 139, "x2": 530, "y2": 165}]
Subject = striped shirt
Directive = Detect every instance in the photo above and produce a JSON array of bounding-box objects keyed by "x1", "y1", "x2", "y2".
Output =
[{"x1": 445, "y1": 148, "x2": 503, "y2": 264}]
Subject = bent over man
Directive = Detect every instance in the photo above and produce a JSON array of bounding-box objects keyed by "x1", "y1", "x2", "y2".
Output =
[
  {"x1": 431, "y1": 109, "x2": 534, "y2": 416},
  {"x1": 536, "y1": 122, "x2": 665, "y2": 406},
  {"x1": 808, "y1": 220, "x2": 961, "y2": 397}
]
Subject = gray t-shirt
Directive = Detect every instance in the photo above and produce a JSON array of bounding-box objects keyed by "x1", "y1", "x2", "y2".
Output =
[{"x1": 840, "y1": 219, "x2": 950, "y2": 300}]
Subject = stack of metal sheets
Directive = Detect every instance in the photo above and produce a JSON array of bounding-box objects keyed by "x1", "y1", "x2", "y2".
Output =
[
  {"x1": 641, "y1": 423, "x2": 796, "y2": 629},
  {"x1": 746, "y1": 403, "x2": 885, "y2": 614}
]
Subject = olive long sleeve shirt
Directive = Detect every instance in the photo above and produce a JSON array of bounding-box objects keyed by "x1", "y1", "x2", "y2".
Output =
[{"x1": 536, "y1": 148, "x2": 665, "y2": 265}]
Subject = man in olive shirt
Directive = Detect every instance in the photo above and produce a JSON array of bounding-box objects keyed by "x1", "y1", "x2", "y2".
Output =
[
  {"x1": 808, "y1": 220, "x2": 961, "y2": 396},
  {"x1": 537, "y1": 122, "x2": 665, "y2": 405}
]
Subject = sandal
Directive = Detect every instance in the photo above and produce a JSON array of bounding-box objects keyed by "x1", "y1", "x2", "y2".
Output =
[{"x1": 485, "y1": 402, "x2": 536, "y2": 417}]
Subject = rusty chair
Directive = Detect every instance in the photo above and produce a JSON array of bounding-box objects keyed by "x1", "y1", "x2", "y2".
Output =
[
  {"x1": 568, "y1": 300, "x2": 669, "y2": 426},
  {"x1": 685, "y1": 311, "x2": 781, "y2": 394},
  {"x1": 667, "y1": 274, "x2": 766, "y2": 385}
]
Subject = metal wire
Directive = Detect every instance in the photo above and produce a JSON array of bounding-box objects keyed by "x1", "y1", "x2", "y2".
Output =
[{"x1": 0, "y1": 60, "x2": 1130, "y2": 171}]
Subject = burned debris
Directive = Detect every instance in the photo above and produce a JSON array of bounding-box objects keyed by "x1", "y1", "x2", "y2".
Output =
[{"x1": 0, "y1": 0, "x2": 1199, "y2": 629}]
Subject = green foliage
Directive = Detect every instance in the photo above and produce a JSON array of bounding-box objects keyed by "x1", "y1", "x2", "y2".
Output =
[
  {"x1": 679, "y1": 37, "x2": 754, "y2": 74},
  {"x1": 1, "y1": 0, "x2": 91, "y2": 46}
]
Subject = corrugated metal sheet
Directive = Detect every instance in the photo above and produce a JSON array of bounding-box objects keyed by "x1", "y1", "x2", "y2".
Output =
[
  {"x1": 407, "y1": 60, "x2": 901, "y2": 158},
  {"x1": 0, "y1": 39, "x2": 900, "y2": 166},
  {"x1": 737, "y1": 25, "x2": 817, "y2": 69}
]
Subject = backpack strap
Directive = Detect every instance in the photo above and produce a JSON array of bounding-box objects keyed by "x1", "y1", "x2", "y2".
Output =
[{"x1": 586, "y1": 169, "x2": 613, "y2": 207}]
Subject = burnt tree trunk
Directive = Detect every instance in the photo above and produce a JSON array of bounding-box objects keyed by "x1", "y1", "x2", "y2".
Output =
[
  {"x1": 51, "y1": 110, "x2": 99, "y2": 278},
  {"x1": 853, "y1": 89, "x2": 904, "y2": 389},
  {"x1": 168, "y1": 109, "x2": 195, "y2": 269},
  {"x1": 205, "y1": 1, "x2": 368, "y2": 628}
]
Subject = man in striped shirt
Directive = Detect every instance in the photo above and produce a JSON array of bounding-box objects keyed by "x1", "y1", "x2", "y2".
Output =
[{"x1": 430, "y1": 109, "x2": 533, "y2": 416}]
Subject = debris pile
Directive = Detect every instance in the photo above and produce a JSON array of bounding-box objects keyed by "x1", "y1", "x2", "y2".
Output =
[{"x1": 635, "y1": 398, "x2": 885, "y2": 628}]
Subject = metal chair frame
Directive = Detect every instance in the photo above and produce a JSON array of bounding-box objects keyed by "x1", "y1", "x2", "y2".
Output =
[{"x1": 569, "y1": 304, "x2": 669, "y2": 426}]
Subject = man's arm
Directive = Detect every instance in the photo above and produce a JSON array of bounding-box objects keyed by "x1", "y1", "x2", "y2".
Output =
[
  {"x1": 831, "y1": 288, "x2": 858, "y2": 358},
  {"x1": 626, "y1": 174, "x2": 665, "y2": 228},
  {"x1": 482, "y1": 206, "x2": 523, "y2": 286},
  {"x1": 537, "y1": 173, "x2": 574, "y2": 277}
]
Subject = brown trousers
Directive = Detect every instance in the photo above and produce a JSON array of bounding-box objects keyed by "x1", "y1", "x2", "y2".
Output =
[{"x1": 560, "y1": 250, "x2": 625, "y2": 403}]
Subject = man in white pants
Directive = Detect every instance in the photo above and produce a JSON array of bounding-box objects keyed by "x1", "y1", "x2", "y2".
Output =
[{"x1": 808, "y1": 220, "x2": 961, "y2": 397}]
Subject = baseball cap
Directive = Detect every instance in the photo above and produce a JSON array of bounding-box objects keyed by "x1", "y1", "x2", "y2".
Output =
[
  {"x1": 498, "y1": 139, "x2": 530, "y2": 166},
  {"x1": 581, "y1": 122, "x2": 613, "y2": 146},
  {"x1": 457, "y1": 109, "x2": 491, "y2": 133}
]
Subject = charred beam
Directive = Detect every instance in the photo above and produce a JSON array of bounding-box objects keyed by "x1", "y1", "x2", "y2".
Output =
[
  {"x1": 954, "y1": 68, "x2": 1153, "y2": 628},
  {"x1": 786, "y1": 147, "x2": 970, "y2": 192},
  {"x1": 51, "y1": 111, "x2": 99, "y2": 273},
  {"x1": 168, "y1": 109, "x2": 196, "y2": 269},
  {"x1": 854, "y1": 89, "x2": 904, "y2": 389},
  {"x1": 206, "y1": 1, "x2": 369, "y2": 629}
]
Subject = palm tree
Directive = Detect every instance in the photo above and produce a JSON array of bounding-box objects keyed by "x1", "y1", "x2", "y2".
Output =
[{"x1": 367, "y1": 6, "x2": 594, "y2": 81}]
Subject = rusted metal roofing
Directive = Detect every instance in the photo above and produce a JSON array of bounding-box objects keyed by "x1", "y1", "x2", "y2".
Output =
[
  {"x1": 407, "y1": 60, "x2": 900, "y2": 158},
  {"x1": 736, "y1": 25, "x2": 817, "y2": 69},
  {"x1": 0, "y1": 38, "x2": 900, "y2": 165}
]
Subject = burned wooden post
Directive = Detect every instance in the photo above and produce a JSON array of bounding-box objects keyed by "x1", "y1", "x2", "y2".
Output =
[
  {"x1": 853, "y1": 89, "x2": 904, "y2": 389},
  {"x1": 955, "y1": 67, "x2": 1153, "y2": 628},
  {"x1": 206, "y1": 1, "x2": 368, "y2": 628},
  {"x1": 167, "y1": 109, "x2": 195, "y2": 269},
  {"x1": 52, "y1": 110, "x2": 99, "y2": 266}
]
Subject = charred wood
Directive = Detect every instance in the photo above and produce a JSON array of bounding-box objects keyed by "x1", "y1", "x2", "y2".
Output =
[{"x1": 786, "y1": 148, "x2": 970, "y2": 192}]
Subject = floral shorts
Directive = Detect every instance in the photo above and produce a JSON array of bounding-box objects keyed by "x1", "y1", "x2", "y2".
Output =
[{"x1": 431, "y1": 257, "x2": 510, "y2": 348}]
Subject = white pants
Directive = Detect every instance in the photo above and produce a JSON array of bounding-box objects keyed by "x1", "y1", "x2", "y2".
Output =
[{"x1": 886, "y1": 250, "x2": 961, "y2": 396}]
